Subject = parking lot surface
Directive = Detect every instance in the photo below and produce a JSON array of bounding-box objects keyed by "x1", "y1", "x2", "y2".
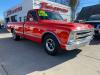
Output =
[{"x1": 0, "y1": 29, "x2": 100, "y2": 75}]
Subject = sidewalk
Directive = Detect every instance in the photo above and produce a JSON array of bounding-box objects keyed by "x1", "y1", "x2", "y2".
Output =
[{"x1": 0, "y1": 29, "x2": 100, "y2": 75}]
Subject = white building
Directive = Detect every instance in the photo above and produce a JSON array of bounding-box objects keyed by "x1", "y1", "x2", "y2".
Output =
[{"x1": 4, "y1": 0, "x2": 71, "y2": 24}]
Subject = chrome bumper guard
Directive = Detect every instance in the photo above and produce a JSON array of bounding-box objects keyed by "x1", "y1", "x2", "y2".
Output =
[{"x1": 66, "y1": 40, "x2": 90, "y2": 50}]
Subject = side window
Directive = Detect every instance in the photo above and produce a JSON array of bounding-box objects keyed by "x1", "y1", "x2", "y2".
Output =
[
  {"x1": 31, "y1": 11, "x2": 38, "y2": 21},
  {"x1": 27, "y1": 11, "x2": 38, "y2": 22},
  {"x1": 27, "y1": 13, "x2": 33, "y2": 21}
]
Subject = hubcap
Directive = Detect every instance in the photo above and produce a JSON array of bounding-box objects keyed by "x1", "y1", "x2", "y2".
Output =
[{"x1": 46, "y1": 38, "x2": 55, "y2": 51}]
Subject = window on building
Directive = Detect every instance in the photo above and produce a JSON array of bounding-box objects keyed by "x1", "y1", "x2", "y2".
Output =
[
  {"x1": 24, "y1": 16, "x2": 26, "y2": 22},
  {"x1": 5, "y1": 17, "x2": 10, "y2": 23},
  {"x1": 19, "y1": 17, "x2": 22, "y2": 22},
  {"x1": 11, "y1": 15, "x2": 17, "y2": 22}
]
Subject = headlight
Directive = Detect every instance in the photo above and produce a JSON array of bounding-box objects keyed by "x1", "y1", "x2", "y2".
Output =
[
  {"x1": 67, "y1": 31, "x2": 76, "y2": 45},
  {"x1": 70, "y1": 32, "x2": 76, "y2": 40}
]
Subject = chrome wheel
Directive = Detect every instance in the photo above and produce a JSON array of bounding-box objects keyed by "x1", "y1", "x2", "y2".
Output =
[
  {"x1": 43, "y1": 35, "x2": 60, "y2": 56},
  {"x1": 46, "y1": 38, "x2": 55, "y2": 52},
  {"x1": 12, "y1": 30, "x2": 20, "y2": 40},
  {"x1": 12, "y1": 30, "x2": 16, "y2": 40}
]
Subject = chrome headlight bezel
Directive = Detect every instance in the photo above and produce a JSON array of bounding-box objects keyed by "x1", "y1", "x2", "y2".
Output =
[{"x1": 67, "y1": 31, "x2": 76, "y2": 45}]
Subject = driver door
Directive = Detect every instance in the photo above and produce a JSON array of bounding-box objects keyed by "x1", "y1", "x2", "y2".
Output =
[{"x1": 24, "y1": 11, "x2": 39, "y2": 40}]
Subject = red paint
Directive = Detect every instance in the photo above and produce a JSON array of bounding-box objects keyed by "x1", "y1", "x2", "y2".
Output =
[{"x1": 7, "y1": 9, "x2": 93, "y2": 50}]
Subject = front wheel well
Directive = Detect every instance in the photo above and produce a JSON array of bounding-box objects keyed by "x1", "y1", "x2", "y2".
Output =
[{"x1": 42, "y1": 33, "x2": 59, "y2": 43}]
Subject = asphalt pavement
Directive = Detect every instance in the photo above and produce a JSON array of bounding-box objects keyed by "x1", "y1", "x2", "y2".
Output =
[{"x1": 0, "y1": 29, "x2": 100, "y2": 75}]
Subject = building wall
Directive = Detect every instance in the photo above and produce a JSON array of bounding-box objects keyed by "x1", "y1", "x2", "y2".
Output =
[
  {"x1": 21, "y1": 0, "x2": 33, "y2": 16},
  {"x1": 4, "y1": 0, "x2": 34, "y2": 23},
  {"x1": 4, "y1": 0, "x2": 71, "y2": 23},
  {"x1": 17, "y1": 0, "x2": 33, "y2": 22},
  {"x1": 42, "y1": 0, "x2": 71, "y2": 21}
]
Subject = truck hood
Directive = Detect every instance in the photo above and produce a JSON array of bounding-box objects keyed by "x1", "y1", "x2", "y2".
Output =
[{"x1": 40, "y1": 20, "x2": 93, "y2": 31}]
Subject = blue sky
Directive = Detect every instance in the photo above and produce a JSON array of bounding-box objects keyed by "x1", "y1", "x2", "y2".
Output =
[
  {"x1": 0, "y1": 0, "x2": 21, "y2": 19},
  {"x1": 0, "y1": 0, "x2": 100, "y2": 20},
  {"x1": 77, "y1": 0, "x2": 100, "y2": 13}
]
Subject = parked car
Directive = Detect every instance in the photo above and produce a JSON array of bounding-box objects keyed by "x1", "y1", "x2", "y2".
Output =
[
  {"x1": 7, "y1": 9, "x2": 94, "y2": 56},
  {"x1": 85, "y1": 14, "x2": 100, "y2": 36}
]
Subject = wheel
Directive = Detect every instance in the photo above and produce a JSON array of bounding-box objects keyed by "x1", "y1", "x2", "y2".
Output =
[
  {"x1": 43, "y1": 35, "x2": 60, "y2": 56},
  {"x1": 12, "y1": 29, "x2": 20, "y2": 41}
]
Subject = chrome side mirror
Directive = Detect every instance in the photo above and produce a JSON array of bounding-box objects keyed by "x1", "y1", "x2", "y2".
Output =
[{"x1": 29, "y1": 18, "x2": 34, "y2": 22}]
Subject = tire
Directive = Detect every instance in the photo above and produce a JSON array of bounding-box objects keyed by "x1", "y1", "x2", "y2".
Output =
[
  {"x1": 43, "y1": 35, "x2": 60, "y2": 56},
  {"x1": 12, "y1": 29, "x2": 20, "y2": 41}
]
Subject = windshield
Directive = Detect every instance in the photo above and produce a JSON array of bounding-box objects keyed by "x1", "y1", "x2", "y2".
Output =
[{"x1": 37, "y1": 10, "x2": 64, "y2": 20}]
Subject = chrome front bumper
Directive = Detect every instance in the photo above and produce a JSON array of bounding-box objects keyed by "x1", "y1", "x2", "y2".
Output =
[
  {"x1": 66, "y1": 29, "x2": 94, "y2": 50},
  {"x1": 66, "y1": 40, "x2": 90, "y2": 50}
]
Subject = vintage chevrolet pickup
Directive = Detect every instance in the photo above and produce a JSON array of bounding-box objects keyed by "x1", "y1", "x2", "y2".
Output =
[{"x1": 7, "y1": 9, "x2": 94, "y2": 55}]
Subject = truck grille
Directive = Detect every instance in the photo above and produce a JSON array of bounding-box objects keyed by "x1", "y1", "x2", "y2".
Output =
[{"x1": 76, "y1": 30, "x2": 93, "y2": 40}]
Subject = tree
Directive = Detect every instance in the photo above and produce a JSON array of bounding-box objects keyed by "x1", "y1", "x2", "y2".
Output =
[
  {"x1": 0, "y1": 19, "x2": 4, "y2": 25},
  {"x1": 69, "y1": 0, "x2": 79, "y2": 21}
]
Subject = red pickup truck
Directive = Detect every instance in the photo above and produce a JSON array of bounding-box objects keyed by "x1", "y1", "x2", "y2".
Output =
[{"x1": 7, "y1": 9, "x2": 94, "y2": 55}]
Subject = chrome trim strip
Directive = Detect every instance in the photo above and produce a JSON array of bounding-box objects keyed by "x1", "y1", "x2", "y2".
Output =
[
  {"x1": 24, "y1": 33, "x2": 41, "y2": 38},
  {"x1": 16, "y1": 31, "x2": 41, "y2": 38}
]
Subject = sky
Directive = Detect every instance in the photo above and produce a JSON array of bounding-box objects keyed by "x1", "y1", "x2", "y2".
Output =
[
  {"x1": 0, "y1": 0, "x2": 100, "y2": 20},
  {"x1": 77, "y1": 0, "x2": 100, "y2": 13},
  {"x1": 0, "y1": 0, "x2": 21, "y2": 19}
]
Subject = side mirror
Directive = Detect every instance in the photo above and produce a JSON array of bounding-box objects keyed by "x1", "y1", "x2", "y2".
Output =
[{"x1": 29, "y1": 18, "x2": 34, "y2": 22}]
